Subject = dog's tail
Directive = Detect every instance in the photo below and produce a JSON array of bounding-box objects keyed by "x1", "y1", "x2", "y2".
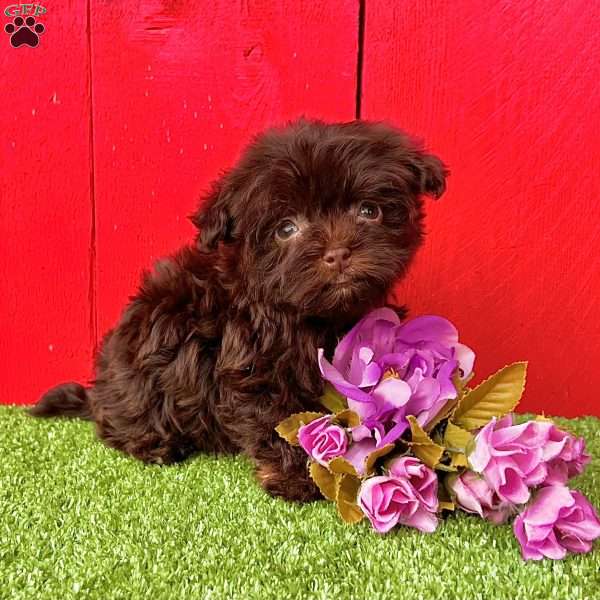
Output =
[{"x1": 29, "y1": 382, "x2": 92, "y2": 420}]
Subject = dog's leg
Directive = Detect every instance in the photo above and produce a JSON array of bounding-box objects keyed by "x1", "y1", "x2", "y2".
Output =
[
  {"x1": 217, "y1": 385, "x2": 321, "y2": 502},
  {"x1": 253, "y1": 435, "x2": 321, "y2": 502}
]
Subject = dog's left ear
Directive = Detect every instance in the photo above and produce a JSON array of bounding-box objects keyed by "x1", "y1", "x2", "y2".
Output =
[
  {"x1": 410, "y1": 151, "x2": 449, "y2": 200},
  {"x1": 190, "y1": 176, "x2": 236, "y2": 252}
]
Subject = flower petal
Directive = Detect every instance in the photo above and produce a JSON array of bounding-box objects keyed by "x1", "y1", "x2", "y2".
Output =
[
  {"x1": 396, "y1": 315, "x2": 459, "y2": 345},
  {"x1": 372, "y1": 377, "x2": 412, "y2": 410},
  {"x1": 344, "y1": 438, "x2": 378, "y2": 476},
  {"x1": 378, "y1": 419, "x2": 410, "y2": 446},
  {"x1": 523, "y1": 485, "x2": 575, "y2": 526},
  {"x1": 449, "y1": 473, "x2": 484, "y2": 517},
  {"x1": 468, "y1": 419, "x2": 497, "y2": 472},
  {"x1": 454, "y1": 343, "x2": 475, "y2": 379},
  {"x1": 401, "y1": 507, "x2": 439, "y2": 533},
  {"x1": 537, "y1": 531, "x2": 568, "y2": 560},
  {"x1": 334, "y1": 308, "x2": 400, "y2": 370},
  {"x1": 318, "y1": 349, "x2": 374, "y2": 404}
]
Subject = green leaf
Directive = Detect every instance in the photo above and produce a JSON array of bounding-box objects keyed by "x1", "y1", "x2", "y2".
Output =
[
  {"x1": 444, "y1": 422, "x2": 474, "y2": 453},
  {"x1": 431, "y1": 430, "x2": 444, "y2": 446},
  {"x1": 435, "y1": 463, "x2": 457, "y2": 472},
  {"x1": 319, "y1": 384, "x2": 347, "y2": 413},
  {"x1": 438, "y1": 480, "x2": 456, "y2": 511},
  {"x1": 465, "y1": 436, "x2": 476, "y2": 461},
  {"x1": 335, "y1": 474, "x2": 364, "y2": 524},
  {"x1": 452, "y1": 362, "x2": 528, "y2": 431},
  {"x1": 329, "y1": 457, "x2": 359, "y2": 477},
  {"x1": 334, "y1": 409, "x2": 361, "y2": 428},
  {"x1": 424, "y1": 371, "x2": 474, "y2": 432},
  {"x1": 364, "y1": 443, "x2": 395, "y2": 475},
  {"x1": 455, "y1": 370, "x2": 475, "y2": 392},
  {"x1": 423, "y1": 397, "x2": 458, "y2": 433},
  {"x1": 407, "y1": 416, "x2": 445, "y2": 468},
  {"x1": 308, "y1": 461, "x2": 337, "y2": 501},
  {"x1": 408, "y1": 415, "x2": 437, "y2": 446},
  {"x1": 274, "y1": 412, "x2": 325, "y2": 445},
  {"x1": 439, "y1": 500, "x2": 455, "y2": 511},
  {"x1": 450, "y1": 452, "x2": 469, "y2": 468},
  {"x1": 445, "y1": 472, "x2": 459, "y2": 496}
]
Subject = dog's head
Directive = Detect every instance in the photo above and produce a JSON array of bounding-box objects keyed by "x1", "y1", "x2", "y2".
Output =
[{"x1": 191, "y1": 119, "x2": 447, "y2": 318}]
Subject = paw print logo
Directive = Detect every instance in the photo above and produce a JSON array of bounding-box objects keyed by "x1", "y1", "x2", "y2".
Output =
[{"x1": 4, "y1": 16, "x2": 45, "y2": 48}]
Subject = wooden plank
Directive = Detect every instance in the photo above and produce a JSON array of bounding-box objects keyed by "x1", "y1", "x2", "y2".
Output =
[
  {"x1": 91, "y1": 0, "x2": 359, "y2": 334},
  {"x1": 362, "y1": 1, "x2": 600, "y2": 416},
  {"x1": 0, "y1": 1, "x2": 94, "y2": 404}
]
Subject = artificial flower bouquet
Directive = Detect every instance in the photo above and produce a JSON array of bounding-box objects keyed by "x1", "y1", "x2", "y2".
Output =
[{"x1": 276, "y1": 309, "x2": 600, "y2": 560}]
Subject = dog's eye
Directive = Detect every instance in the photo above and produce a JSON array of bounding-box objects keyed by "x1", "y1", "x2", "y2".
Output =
[
  {"x1": 276, "y1": 220, "x2": 300, "y2": 240},
  {"x1": 357, "y1": 202, "x2": 381, "y2": 221}
]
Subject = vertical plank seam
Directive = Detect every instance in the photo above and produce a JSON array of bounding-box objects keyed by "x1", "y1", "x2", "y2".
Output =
[
  {"x1": 86, "y1": 0, "x2": 98, "y2": 355},
  {"x1": 355, "y1": 0, "x2": 366, "y2": 119}
]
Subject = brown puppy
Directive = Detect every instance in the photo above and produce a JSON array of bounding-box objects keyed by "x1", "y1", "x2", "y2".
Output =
[{"x1": 31, "y1": 119, "x2": 447, "y2": 502}]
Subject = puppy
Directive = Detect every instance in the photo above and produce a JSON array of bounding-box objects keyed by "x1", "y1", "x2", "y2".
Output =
[{"x1": 31, "y1": 118, "x2": 447, "y2": 502}]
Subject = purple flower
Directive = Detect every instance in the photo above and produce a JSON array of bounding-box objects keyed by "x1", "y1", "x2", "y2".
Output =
[
  {"x1": 542, "y1": 425, "x2": 591, "y2": 485},
  {"x1": 298, "y1": 416, "x2": 348, "y2": 466},
  {"x1": 469, "y1": 415, "x2": 593, "y2": 506},
  {"x1": 447, "y1": 470, "x2": 514, "y2": 524},
  {"x1": 318, "y1": 309, "x2": 475, "y2": 446},
  {"x1": 513, "y1": 485, "x2": 600, "y2": 560},
  {"x1": 468, "y1": 415, "x2": 552, "y2": 505},
  {"x1": 343, "y1": 438, "x2": 378, "y2": 476},
  {"x1": 358, "y1": 456, "x2": 439, "y2": 533}
]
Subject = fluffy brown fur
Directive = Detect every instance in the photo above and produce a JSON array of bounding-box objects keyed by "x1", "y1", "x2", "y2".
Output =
[{"x1": 31, "y1": 118, "x2": 447, "y2": 502}]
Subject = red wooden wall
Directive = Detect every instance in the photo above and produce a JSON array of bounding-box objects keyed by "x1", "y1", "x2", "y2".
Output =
[
  {"x1": 1, "y1": 3, "x2": 94, "y2": 405},
  {"x1": 1, "y1": 1, "x2": 599, "y2": 417},
  {"x1": 364, "y1": 1, "x2": 600, "y2": 417}
]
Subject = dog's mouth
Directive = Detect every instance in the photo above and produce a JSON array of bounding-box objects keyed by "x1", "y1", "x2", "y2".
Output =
[
  {"x1": 329, "y1": 265, "x2": 394, "y2": 303},
  {"x1": 323, "y1": 273, "x2": 357, "y2": 291},
  {"x1": 332, "y1": 273, "x2": 353, "y2": 286},
  {"x1": 319, "y1": 275, "x2": 371, "y2": 305},
  {"x1": 284, "y1": 262, "x2": 393, "y2": 316}
]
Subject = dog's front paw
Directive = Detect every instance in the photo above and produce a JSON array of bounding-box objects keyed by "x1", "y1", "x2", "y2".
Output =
[{"x1": 256, "y1": 462, "x2": 322, "y2": 503}]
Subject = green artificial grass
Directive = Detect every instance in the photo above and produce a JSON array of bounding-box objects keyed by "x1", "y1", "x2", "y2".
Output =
[{"x1": 1, "y1": 407, "x2": 599, "y2": 599}]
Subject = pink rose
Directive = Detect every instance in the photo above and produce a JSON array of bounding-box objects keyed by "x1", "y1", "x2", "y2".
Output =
[
  {"x1": 298, "y1": 416, "x2": 348, "y2": 466},
  {"x1": 468, "y1": 415, "x2": 552, "y2": 504},
  {"x1": 358, "y1": 457, "x2": 439, "y2": 533},
  {"x1": 513, "y1": 485, "x2": 600, "y2": 560},
  {"x1": 542, "y1": 425, "x2": 591, "y2": 485},
  {"x1": 447, "y1": 470, "x2": 514, "y2": 524}
]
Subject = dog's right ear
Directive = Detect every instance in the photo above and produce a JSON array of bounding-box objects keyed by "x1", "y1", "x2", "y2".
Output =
[
  {"x1": 190, "y1": 177, "x2": 235, "y2": 252},
  {"x1": 415, "y1": 152, "x2": 448, "y2": 200}
]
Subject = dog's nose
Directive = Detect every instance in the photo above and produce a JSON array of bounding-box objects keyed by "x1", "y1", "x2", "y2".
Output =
[{"x1": 323, "y1": 247, "x2": 352, "y2": 270}]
